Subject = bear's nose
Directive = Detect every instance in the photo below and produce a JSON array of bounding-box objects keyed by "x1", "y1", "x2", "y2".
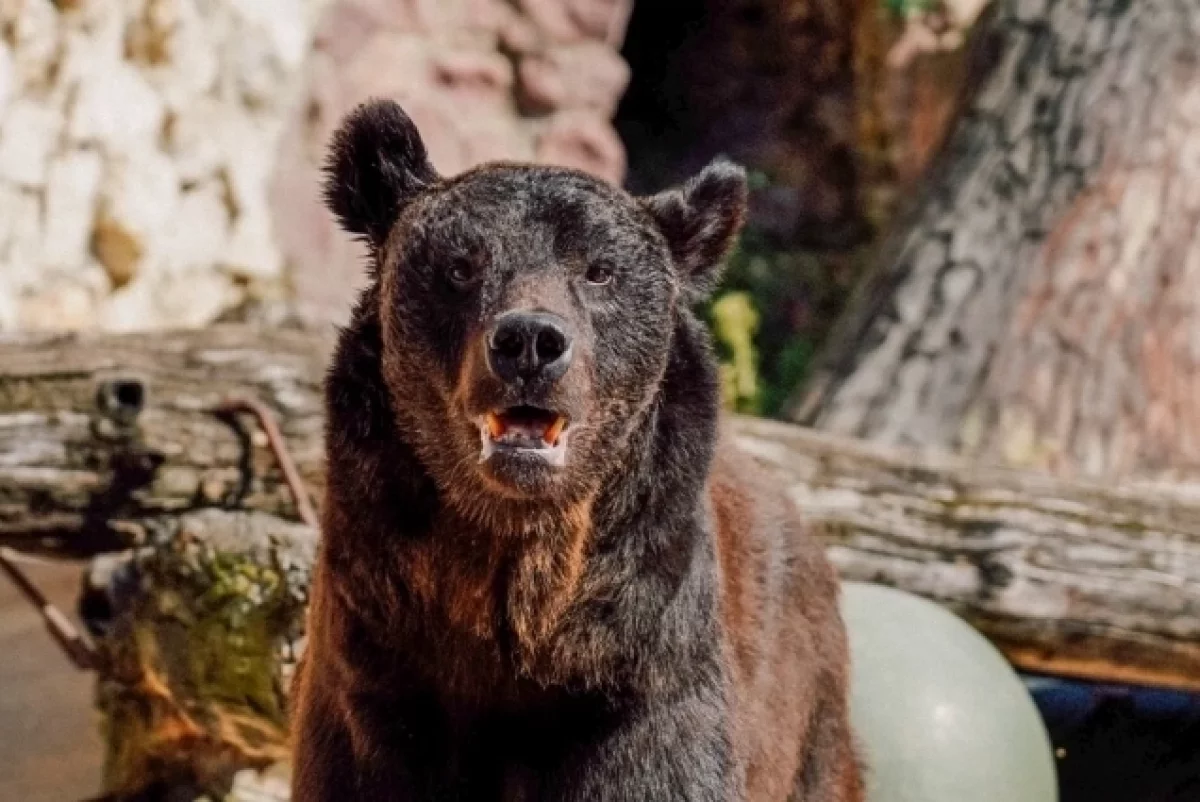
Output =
[{"x1": 487, "y1": 311, "x2": 574, "y2": 385}]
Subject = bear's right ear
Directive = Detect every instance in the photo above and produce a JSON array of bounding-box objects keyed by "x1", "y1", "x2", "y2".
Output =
[{"x1": 323, "y1": 99, "x2": 439, "y2": 254}]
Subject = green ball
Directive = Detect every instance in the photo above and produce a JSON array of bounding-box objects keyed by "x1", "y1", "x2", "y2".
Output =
[{"x1": 839, "y1": 582, "x2": 1058, "y2": 802}]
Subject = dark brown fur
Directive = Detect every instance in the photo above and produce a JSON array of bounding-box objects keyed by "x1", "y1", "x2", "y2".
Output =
[{"x1": 290, "y1": 99, "x2": 862, "y2": 801}]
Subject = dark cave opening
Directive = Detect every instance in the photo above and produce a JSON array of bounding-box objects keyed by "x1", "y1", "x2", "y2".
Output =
[{"x1": 613, "y1": 0, "x2": 868, "y2": 251}]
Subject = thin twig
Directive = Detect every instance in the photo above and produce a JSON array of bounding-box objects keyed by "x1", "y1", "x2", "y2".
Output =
[
  {"x1": 0, "y1": 546, "x2": 98, "y2": 671},
  {"x1": 0, "y1": 394, "x2": 317, "y2": 673},
  {"x1": 216, "y1": 396, "x2": 320, "y2": 530}
]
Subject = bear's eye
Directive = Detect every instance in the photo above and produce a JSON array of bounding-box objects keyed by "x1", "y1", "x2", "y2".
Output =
[
  {"x1": 447, "y1": 259, "x2": 476, "y2": 287},
  {"x1": 584, "y1": 263, "x2": 614, "y2": 286}
]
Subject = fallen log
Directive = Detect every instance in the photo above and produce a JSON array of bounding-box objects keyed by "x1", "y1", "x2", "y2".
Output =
[
  {"x1": 3, "y1": 322, "x2": 1200, "y2": 708},
  {"x1": 0, "y1": 323, "x2": 327, "y2": 556},
  {"x1": 7, "y1": 324, "x2": 1200, "y2": 787}
]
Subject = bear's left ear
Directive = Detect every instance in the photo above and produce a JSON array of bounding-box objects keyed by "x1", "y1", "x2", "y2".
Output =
[
  {"x1": 323, "y1": 99, "x2": 440, "y2": 257},
  {"x1": 642, "y1": 159, "x2": 748, "y2": 300}
]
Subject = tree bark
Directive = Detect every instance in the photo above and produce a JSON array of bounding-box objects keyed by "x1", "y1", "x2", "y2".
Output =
[
  {"x1": 4, "y1": 324, "x2": 1200, "y2": 695},
  {"x1": 789, "y1": 0, "x2": 1200, "y2": 482}
]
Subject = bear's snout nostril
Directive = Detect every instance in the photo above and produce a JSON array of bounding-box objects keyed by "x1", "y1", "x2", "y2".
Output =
[
  {"x1": 535, "y1": 327, "x2": 567, "y2": 363},
  {"x1": 492, "y1": 327, "x2": 525, "y2": 361},
  {"x1": 486, "y1": 312, "x2": 574, "y2": 385}
]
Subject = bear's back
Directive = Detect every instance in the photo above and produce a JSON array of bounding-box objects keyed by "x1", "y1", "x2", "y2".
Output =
[{"x1": 709, "y1": 426, "x2": 855, "y2": 799}]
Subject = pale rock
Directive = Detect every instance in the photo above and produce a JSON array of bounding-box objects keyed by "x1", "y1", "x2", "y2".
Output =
[
  {"x1": 461, "y1": 113, "x2": 534, "y2": 166},
  {"x1": 0, "y1": 42, "x2": 14, "y2": 115},
  {"x1": 518, "y1": 0, "x2": 585, "y2": 42},
  {"x1": 41, "y1": 150, "x2": 104, "y2": 268},
  {"x1": 69, "y1": 60, "x2": 166, "y2": 152},
  {"x1": 217, "y1": 115, "x2": 286, "y2": 279},
  {"x1": 535, "y1": 110, "x2": 625, "y2": 184},
  {"x1": 222, "y1": 210, "x2": 283, "y2": 279},
  {"x1": 1, "y1": 0, "x2": 331, "y2": 333},
  {"x1": 517, "y1": 42, "x2": 629, "y2": 115},
  {"x1": 336, "y1": 0, "x2": 467, "y2": 34},
  {"x1": 159, "y1": 181, "x2": 231, "y2": 270},
  {"x1": 0, "y1": 277, "x2": 17, "y2": 331},
  {"x1": 339, "y1": 33, "x2": 432, "y2": 108},
  {"x1": 498, "y1": 10, "x2": 542, "y2": 55},
  {"x1": 5, "y1": 0, "x2": 60, "y2": 90},
  {"x1": 102, "y1": 265, "x2": 241, "y2": 331},
  {"x1": 153, "y1": 268, "x2": 241, "y2": 328},
  {"x1": 18, "y1": 279, "x2": 97, "y2": 331},
  {"x1": 0, "y1": 98, "x2": 60, "y2": 187},
  {"x1": 134, "y1": 0, "x2": 221, "y2": 107},
  {"x1": 0, "y1": 183, "x2": 31, "y2": 266},
  {"x1": 56, "y1": 4, "x2": 125, "y2": 81},
  {"x1": 96, "y1": 271, "x2": 155, "y2": 331},
  {"x1": 163, "y1": 100, "x2": 226, "y2": 183},
  {"x1": 225, "y1": 23, "x2": 289, "y2": 108},
  {"x1": 567, "y1": 0, "x2": 633, "y2": 43},
  {"x1": 93, "y1": 151, "x2": 180, "y2": 286},
  {"x1": 229, "y1": 0, "x2": 311, "y2": 69},
  {"x1": 0, "y1": 188, "x2": 43, "y2": 291},
  {"x1": 430, "y1": 47, "x2": 514, "y2": 108},
  {"x1": 215, "y1": 115, "x2": 284, "y2": 230},
  {"x1": 78, "y1": 262, "x2": 113, "y2": 294},
  {"x1": 944, "y1": 0, "x2": 991, "y2": 28},
  {"x1": 403, "y1": 99, "x2": 471, "y2": 176},
  {"x1": 220, "y1": 118, "x2": 289, "y2": 280},
  {"x1": 311, "y1": 5, "x2": 382, "y2": 65}
]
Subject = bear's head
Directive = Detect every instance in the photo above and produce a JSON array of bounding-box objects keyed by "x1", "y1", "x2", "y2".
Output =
[{"x1": 325, "y1": 100, "x2": 746, "y2": 511}]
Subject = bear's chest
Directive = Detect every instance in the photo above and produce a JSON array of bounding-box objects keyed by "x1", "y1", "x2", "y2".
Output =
[{"x1": 392, "y1": 513, "x2": 594, "y2": 672}]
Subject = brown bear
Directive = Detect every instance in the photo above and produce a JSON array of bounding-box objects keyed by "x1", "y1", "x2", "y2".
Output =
[{"x1": 290, "y1": 98, "x2": 863, "y2": 802}]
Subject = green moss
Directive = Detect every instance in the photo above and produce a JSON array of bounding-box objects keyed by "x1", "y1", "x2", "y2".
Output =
[
  {"x1": 155, "y1": 547, "x2": 295, "y2": 726},
  {"x1": 98, "y1": 532, "x2": 305, "y2": 796}
]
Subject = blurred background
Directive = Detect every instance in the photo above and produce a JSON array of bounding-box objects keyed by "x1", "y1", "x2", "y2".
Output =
[{"x1": 2, "y1": 0, "x2": 1200, "y2": 800}]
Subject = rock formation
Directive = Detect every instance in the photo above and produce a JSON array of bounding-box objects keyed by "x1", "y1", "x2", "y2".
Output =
[{"x1": 0, "y1": 0, "x2": 634, "y2": 331}]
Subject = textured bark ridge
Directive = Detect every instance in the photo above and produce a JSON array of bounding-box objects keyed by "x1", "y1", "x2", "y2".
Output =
[{"x1": 791, "y1": 0, "x2": 1200, "y2": 481}]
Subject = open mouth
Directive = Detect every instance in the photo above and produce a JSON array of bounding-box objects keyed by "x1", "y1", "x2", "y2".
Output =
[{"x1": 479, "y1": 405, "x2": 570, "y2": 466}]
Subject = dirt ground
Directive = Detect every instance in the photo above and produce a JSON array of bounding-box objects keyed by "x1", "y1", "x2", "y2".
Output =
[{"x1": 0, "y1": 559, "x2": 103, "y2": 802}]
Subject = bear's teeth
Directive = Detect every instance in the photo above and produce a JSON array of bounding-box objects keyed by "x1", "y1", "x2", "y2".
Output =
[
  {"x1": 544, "y1": 415, "x2": 566, "y2": 446},
  {"x1": 485, "y1": 412, "x2": 507, "y2": 439}
]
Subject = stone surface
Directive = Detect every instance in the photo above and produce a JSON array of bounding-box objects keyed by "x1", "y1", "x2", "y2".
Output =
[
  {"x1": 0, "y1": 0, "x2": 332, "y2": 333},
  {"x1": 535, "y1": 109, "x2": 626, "y2": 182},
  {"x1": 272, "y1": 0, "x2": 634, "y2": 325},
  {"x1": 0, "y1": 98, "x2": 59, "y2": 187},
  {"x1": 0, "y1": 0, "x2": 631, "y2": 332},
  {"x1": 68, "y1": 61, "x2": 166, "y2": 151},
  {"x1": 41, "y1": 150, "x2": 104, "y2": 269},
  {"x1": 0, "y1": 42, "x2": 14, "y2": 115},
  {"x1": 516, "y1": 41, "x2": 629, "y2": 114},
  {"x1": 94, "y1": 151, "x2": 181, "y2": 286}
]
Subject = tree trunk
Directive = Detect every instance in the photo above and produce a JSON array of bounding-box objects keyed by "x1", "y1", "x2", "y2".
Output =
[
  {"x1": 789, "y1": 0, "x2": 1200, "y2": 482},
  {"x1": 5, "y1": 324, "x2": 1200, "y2": 696}
]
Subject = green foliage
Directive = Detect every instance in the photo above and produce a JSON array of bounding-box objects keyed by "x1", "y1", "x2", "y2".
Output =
[
  {"x1": 883, "y1": 0, "x2": 939, "y2": 15},
  {"x1": 711, "y1": 292, "x2": 761, "y2": 414},
  {"x1": 705, "y1": 171, "x2": 862, "y2": 418}
]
